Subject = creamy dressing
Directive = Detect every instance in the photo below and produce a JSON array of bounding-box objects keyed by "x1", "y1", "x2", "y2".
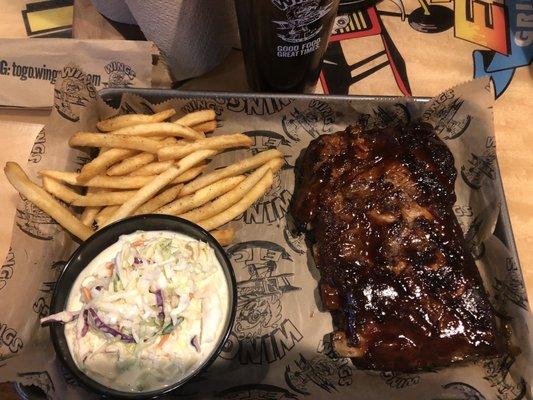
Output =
[{"x1": 60, "y1": 230, "x2": 229, "y2": 392}]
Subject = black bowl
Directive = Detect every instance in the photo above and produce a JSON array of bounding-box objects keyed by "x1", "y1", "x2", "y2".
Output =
[{"x1": 49, "y1": 215, "x2": 237, "y2": 399}]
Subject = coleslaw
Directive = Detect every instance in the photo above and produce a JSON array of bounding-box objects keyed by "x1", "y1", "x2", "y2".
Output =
[{"x1": 42, "y1": 230, "x2": 229, "y2": 392}]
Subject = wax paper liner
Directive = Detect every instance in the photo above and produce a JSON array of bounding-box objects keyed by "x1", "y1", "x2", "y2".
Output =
[{"x1": 0, "y1": 65, "x2": 530, "y2": 400}]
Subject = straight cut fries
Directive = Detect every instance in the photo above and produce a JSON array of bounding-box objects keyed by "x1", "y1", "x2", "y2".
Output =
[
  {"x1": 40, "y1": 169, "x2": 205, "y2": 189},
  {"x1": 191, "y1": 120, "x2": 217, "y2": 133},
  {"x1": 96, "y1": 109, "x2": 176, "y2": 131},
  {"x1": 173, "y1": 165, "x2": 206, "y2": 183},
  {"x1": 107, "y1": 149, "x2": 218, "y2": 224},
  {"x1": 210, "y1": 228, "x2": 235, "y2": 246},
  {"x1": 107, "y1": 153, "x2": 155, "y2": 176},
  {"x1": 95, "y1": 205, "x2": 119, "y2": 228},
  {"x1": 42, "y1": 176, "x2": 138, "y2": 206},
  {"x1": 107, "y1": 166, "x2": 183, "y2": 224},
  {"x1": 156, "y1": 175, "x2": 245, "y2": 216},
  {"x1": 81, "y1": 206, "x2": 100, "y2": 227},
  {"x1": 79, "y1": 137, "x2": 174, "y2": 181},
  {"x1": 4, "y1": 108, "x2": 284, "y2": 245},
  {"x1": 198, "y1": 170, "x2": 274, "y2": 231},
  {"x1": 40, "y1": 170, "x2": 157, "y2": 189},
  {"x1": 78, "y1": 148, "x2": 137, "y2": 182},
  {"x1": 133, "y1": 185, "x2": 183, "y2": 215},
  {"x1": 80, "y1": 150, "x2": 107, "y2": 221},
  {"x1": 4, "y1": 162, "x2": 92, "y2": 241},
  {"x1": 104, "y1": 122, "x2": 203, "y2": 140},
  {"x1": 174, "y1": 109, "x2": 216, "y2": 127},
  {"x1": 42, "y1": 176, "x2": 80, "y2": 203},
  {"x1": 158, "y1": 133, "x2": 253, "y2": 161},
  {"x1": 71, "y1": 191, "x2": 139, "y2": 207},
  {"x1": 179, "y1": 149, "x2": 282, "y2": 196},
  {"x1": 179, "y1": 159, "x2": 283, "y2": 222},
  {"x1": 130, "y1": 160, "x2": 175, "y2": 176},
  {"x1": 69, "y1": 133, "x2": 162, "y2": 154}
]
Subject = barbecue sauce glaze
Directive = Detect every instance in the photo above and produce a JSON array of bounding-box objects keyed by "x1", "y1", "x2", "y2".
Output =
[{"x1": 291, "y1": 123, "x2": 502, "y2": 371}]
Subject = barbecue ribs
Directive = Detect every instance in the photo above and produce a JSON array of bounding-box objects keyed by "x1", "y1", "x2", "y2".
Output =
[{"x1": 291, "y1": 123, "x2": 502, "y2": 371}]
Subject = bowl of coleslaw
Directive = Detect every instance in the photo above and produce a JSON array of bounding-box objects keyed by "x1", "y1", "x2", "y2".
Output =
[{"x1": 44, "y1": 215, "x2": 237, "y2": 398}]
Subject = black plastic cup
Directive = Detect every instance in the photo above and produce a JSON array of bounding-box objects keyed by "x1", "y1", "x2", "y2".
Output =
[
  {"x1": 235, "y1": 0, "x2": 340, "y2": 93},
  {"x1": 48, "y1": 215, "x2": 237, "y2": 399}
]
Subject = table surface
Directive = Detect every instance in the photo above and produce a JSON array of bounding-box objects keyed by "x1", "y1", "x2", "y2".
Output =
[{"x1": 0, "y1": 0, "x2": 531, "y2": 398}]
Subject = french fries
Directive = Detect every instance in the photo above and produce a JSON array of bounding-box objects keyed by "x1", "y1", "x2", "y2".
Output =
[
  {"x1": 105, "y1": 122, "x2": 203, "y2": 140},
  {"x1": 129, "y1": 160, "x2": 174, "y2": 176},
  {"x1": 158, "y1": 133, "x2": 253, "y2": 161},
  {"x1": 173, "y1": 164, "x2": 207, "y2": 183},
  {"x1": 95, "y1": 205, "x2": 119, "y2": 228},
  {"x1": 107, "y1": 149, "x2": 218, "y2": 224},
  {"x1": 179, "y1": 149, "x2": 283, "y2": 196},
  {"x1": 210, "y1": 228, "x2": 235, "y2": 246},
  {"x1": 107, "y1": 153, "x2": 155, "y2": 176},
  {"x1": 78, "y1": 148, "x2": 137, "y2": 182},
  {"x1": 4, "y1": 162, "x2": 92, "y2": 240},
  {"x1": 71, "y1": 190, "x2": 139, "y2": 207},
  {"x1": 175, "y1": 110, "x2": 216, "y2": 127},
  {"x1": 40, "y1": 170, "x2": 156, "y2": 189},
  {"x1": 179, "y1": 159, "x2": 283, "y2": 222},
  {"x1": 80, "y1": 151, "x2": 107, "y2": 222},
  {"x1": 192, "y1": 120, "x2": 217, "y2": 133},
  {"x1": 156, "y1": 175, "x2": 245, "y2": 216},
  {"x1": 97, "y1": 109, "x2": 176, "y2": 131},
  {"x1": 81, "y1": 206, "x2": 99, "y2": 227},
  {"x1": 42, "y1": 176, "x2": 80, "y2": 203},
  {"x1": 69, "y1": 133, "x2": 162, "y2": 154},
  {"x1": 40, "y1": 167, "x2": 205, "y2": 189},
  {"x1": 77, "y1": 137, "x2": 173, "y2": 182},
  {"x1": 4, "y1": 108, "x2": 284, "y2": 247},
  {"x1": 133, "y1": 185, "x2": 183, "y2": 215},
  {"x1": 198, "y1": 170, "x2": 274, "y2": 231},
  {"x1": 42, "y1": 176, "x2": 138, "y2": 206}
]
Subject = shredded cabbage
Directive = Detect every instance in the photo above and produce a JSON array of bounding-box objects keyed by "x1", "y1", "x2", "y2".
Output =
[{"x1": 46, "y1": 230, "x2": 225, "y2": 392}]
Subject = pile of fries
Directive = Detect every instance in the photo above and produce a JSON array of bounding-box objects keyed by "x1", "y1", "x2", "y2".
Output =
[{"x1": 4, "y1": 109, "x2": 283, "y2": 246}]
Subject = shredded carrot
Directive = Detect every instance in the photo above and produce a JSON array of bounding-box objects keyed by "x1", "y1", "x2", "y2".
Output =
[
  {"x1": 105, "y1": 262, "x2": 114, "y2": 276},
  {"x1": 157, "y1": 334, "x2": 170, "y2": 348},
  {"x1": 82, "y1": 286, "x2": 92, "y2": 302},
  {"x1": 132, "y1": 240, "x2": 145, "y2": 247}
]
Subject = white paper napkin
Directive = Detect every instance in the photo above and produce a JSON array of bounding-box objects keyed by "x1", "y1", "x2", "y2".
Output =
[{"x1": 94, "y1": 0, "x2": 238, "y2": 81}]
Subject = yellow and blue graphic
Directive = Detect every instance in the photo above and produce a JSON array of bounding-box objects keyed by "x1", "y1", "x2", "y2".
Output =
[
  {"x1": 319, "y1": 0, "x2": 532, "y2": 98},
  {"x1": 471, "y1": 0, "x2": 532, "y2": 97}
]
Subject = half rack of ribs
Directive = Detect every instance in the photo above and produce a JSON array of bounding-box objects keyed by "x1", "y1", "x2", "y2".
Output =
[{"x1": 291, "y1": 123, "x2": 502, "y2": 371}]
